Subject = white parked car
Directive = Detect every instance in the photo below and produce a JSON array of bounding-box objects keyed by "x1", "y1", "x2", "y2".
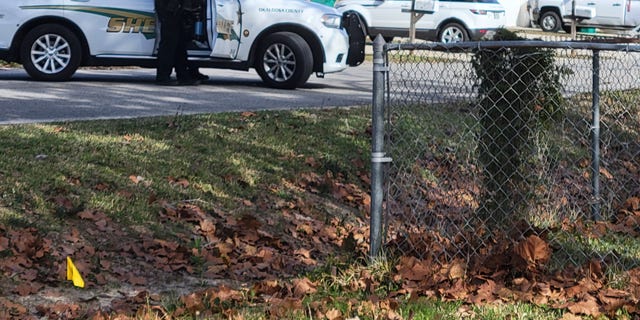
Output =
[
  {"x1": 528, "y1": 0, "x2": 640, "y2": 33},
  {"x1": 335, "y1": 0, "x2": 507, "y2": 43},
  {"x1": 0, "y1": 0, "x2": 364, "y2": 89}
]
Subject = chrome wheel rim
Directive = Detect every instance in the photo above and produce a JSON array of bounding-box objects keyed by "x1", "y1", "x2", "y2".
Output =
[
  {"x1": 542, "y1": 16, "x2": 557, "y2": 31},
  {"x1": 441, "y1": 27, "x2": 464, "y2": 43},
  {"x1": 262, "y1": 43, "x2": 296, "y2": 82},
  {"x1": 30, "y1": 34, "x2": 71, "y2": 74}
]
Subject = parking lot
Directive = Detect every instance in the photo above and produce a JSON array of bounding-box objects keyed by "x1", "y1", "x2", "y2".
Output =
[{"x1": 0, "y1": 63, "x2": 373, "y2": 124}]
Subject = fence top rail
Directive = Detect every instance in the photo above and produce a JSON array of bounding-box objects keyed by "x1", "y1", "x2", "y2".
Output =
[{"x1": 385, "y1": 40, "x2": 640, "y2": 52}]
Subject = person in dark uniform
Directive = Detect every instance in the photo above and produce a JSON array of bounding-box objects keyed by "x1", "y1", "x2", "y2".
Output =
[
  {"x1": 183, "y1": 0, "x2": 209, "y2": 81},
  {"x1": 155, "y1": 0, "x2": 199, "y2": 85}
]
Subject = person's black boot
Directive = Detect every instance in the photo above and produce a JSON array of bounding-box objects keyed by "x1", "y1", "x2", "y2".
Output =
[
  {"x1": 177, "y1": 78, "x2": 200, "y2": 86},
  {"x1": 194, "y1": 72, "x2": 209, "y2": 81},
  {"x1": 155, "y1": 78, "x2": 178, "y2": 86}
]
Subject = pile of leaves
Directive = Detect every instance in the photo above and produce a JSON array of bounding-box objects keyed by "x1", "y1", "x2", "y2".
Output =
[
  {"x1": 2, "y1": 175, "x2": 640, "y2": 319},
  {"x1": 0, "y1": 167, "x2": 375, "y2": 319}
]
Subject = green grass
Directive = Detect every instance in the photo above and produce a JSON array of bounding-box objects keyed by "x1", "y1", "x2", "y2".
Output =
[
  {"x1": 549, "y1": 229, "x2": 640, "y2": 275},
  {"x1": 0, "y1": 109, "x2": 371, "y2": 230}
]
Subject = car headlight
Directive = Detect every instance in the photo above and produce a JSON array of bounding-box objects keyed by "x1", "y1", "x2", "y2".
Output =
[{"x1": 321, "y1": 14, "x2": 342, "y2": 29}]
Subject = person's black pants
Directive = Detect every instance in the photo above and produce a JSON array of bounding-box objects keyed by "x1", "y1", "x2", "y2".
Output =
[{"x1": 156, "y1": 14, "x2": 189, "y2": 81}]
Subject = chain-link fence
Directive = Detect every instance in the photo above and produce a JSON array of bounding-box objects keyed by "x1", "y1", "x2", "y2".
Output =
[{"x1": 370, "y1": 34, "x2": 640, "y2": 275}]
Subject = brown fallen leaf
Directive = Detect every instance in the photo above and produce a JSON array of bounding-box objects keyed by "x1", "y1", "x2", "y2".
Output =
[
  {"x1": 0, "y1": 236, "x2": 8, "y2": 251},
  {"x1": 623, "y1": 197, "x2": 640, "y2": 211},
  {"x1": 325, "y1": 308, "x2": 343, "y2": 320},
  {"x1": 291, "y1": 277, "x2": 317, "y2": 297},
  {"x1": 514, "y1": 235, "x2": 550, "y2": 270},
  {"x1": 127, "y1": 275, "x2": 147, "y2": 286},
  {"x1": 567, "y1": 294, "x2": 601, "y2": 316},
  {"x1": 13, "y1": 282, "x2": 43, "y2": 296},
  {"x1": 448, "y1": 260, "x2": 466, "y2": 280},
  {"x1": 561, "y1": 313, "x2": 583, "y2": 320},
  {"x1": 129, "y1": 175, "x2": 144, "y2": 184},
  {"x1": 269, "y1": 298, "x2": 303, "y2": 318},
  {"x1": 598, "y1": 288, "x2": 631, "y2": 312}
]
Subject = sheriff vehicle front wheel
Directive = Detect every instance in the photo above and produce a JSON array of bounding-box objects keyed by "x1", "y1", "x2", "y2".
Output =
[{"x1": 256, "y1": 32, "x2": 313, "y2": 89}]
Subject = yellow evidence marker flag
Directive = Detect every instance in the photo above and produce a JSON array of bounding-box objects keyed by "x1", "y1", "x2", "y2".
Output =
[{"x1": 66, "y1": 256, "x2": 85, "y2": 288}]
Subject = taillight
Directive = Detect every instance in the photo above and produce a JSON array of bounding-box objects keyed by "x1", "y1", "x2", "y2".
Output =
[
  {"x1": 628, "y1": 0, "x2": 631, "y2": 12},
  {"x1": 470, "y1": 9, "x2": 488, "y2": 15}
]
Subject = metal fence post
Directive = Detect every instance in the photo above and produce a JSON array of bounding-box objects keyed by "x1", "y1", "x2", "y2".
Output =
[
  {"x1": 370, "y1": 35, "x2": 390, "y2": 258},
  {"x1": 591, "y1": 50, "x2": 602, "y2": 221}
]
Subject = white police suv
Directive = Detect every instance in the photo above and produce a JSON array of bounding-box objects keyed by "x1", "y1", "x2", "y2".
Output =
[{"x1": 0, "y1": 0, "x2": 364, "y2": 89}]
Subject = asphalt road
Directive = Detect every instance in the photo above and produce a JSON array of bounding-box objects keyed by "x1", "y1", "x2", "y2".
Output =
[{"x1": 0, "y1": 62, "x2": 373, "y2": 125}]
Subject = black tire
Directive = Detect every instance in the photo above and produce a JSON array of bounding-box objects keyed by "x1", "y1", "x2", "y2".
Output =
[
  {"x1": 20, "y1": 24, "x2": 82, "y2": 81},
  {"x1": 255, "y1": 32, "x2": 313, "y2": 89},
  {"x1": 539, "y1": 11, "x2": 562, "y2": 32},
  {"x1": 438, "y1": 23, "x2": 468, "y2": 43}
]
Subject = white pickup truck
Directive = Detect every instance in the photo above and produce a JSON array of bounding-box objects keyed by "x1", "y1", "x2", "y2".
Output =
[
  {"x1": 528, "y1": 0, "x2": 640, "y2": 33},
  {"x1": 0, "y1": 0, "x2": 365, "y2": 89}
]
